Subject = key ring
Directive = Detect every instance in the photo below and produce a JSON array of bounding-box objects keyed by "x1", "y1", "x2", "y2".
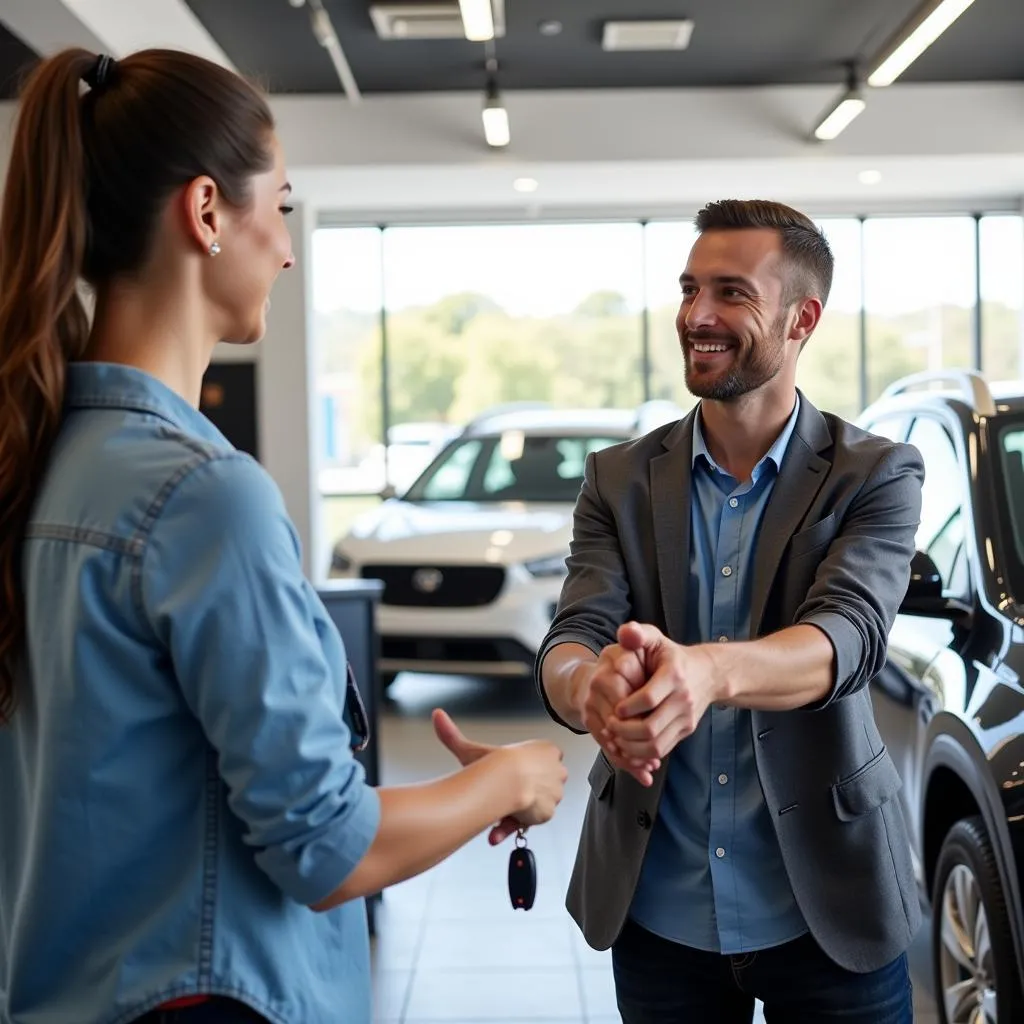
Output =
[{"x1": 515, "y1": 828, "x2": 528, "y2": 849}]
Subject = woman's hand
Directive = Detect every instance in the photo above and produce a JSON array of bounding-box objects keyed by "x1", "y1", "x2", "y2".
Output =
[{"x1": 432, "y1": 709, "x2": 567, "y2": 844}]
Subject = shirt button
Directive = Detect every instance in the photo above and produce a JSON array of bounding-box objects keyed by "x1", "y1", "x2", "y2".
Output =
[
  {"x1": 721, "y1": 566, "x2": 732, "y2": 577},
  {"x1": 715, "y1": 847, "x2": 726, "y2": 858},
  {"x1": 718, "y1": 773, "x2": 729, "y2": 785},
  {"x1": 729, "y1": 498, "x2": 739, "y2": 508}
]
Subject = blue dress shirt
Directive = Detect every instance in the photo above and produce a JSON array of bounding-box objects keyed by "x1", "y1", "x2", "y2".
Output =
[
  {"x1": 629, "y1": 397, "x2": 809, "y2": 953},
  {"x1": 0, "y1": 364, "x2": 381, "y2": 1023}
]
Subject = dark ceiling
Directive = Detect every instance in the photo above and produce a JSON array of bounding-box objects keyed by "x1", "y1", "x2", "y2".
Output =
[
  {"x1": 182, "y1": 0, "x2": 1024, "y2": 95},
  {"x1": 0, "y1": 1, "x2": 1021, "y2": 100}
]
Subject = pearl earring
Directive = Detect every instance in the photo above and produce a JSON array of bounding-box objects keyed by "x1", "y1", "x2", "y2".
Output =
[{"x1": 209, "y1": 242, "x2": 221, "y2": 256}]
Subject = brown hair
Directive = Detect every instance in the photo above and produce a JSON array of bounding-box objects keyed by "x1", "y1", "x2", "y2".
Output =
[
  {"x1": 0, "y1": 48, "x2": 275, "y2": 721},
  {"x1": 695, "y1": 199, "x2": 834, "y2": 306}
]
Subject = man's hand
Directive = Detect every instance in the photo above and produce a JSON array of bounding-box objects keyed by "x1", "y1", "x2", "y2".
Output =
[
  {"x1": 431, "y1": 709, "x2": 524, "y2": 844},
  {"x1": 573, "y1": 640, "x2": 661, "y2": 787},
  {"x1": 604, "y1": 621, "x2": 724, "y2": 761}
]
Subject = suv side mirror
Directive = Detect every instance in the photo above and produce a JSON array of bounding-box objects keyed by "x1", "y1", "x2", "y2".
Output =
[{"x1": 899, "y1": 550, "x2": 968, "y2": 619}]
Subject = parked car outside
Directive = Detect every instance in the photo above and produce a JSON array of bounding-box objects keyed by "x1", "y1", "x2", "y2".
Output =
[{"x1": 328, "y1": 401, "x2": 684, "y2": 690}]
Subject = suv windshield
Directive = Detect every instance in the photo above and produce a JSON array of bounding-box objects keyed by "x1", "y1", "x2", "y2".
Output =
[
  {"x1": 995, "y1": 416, "x2": 1024, "y2": 596},
  {"x1": 404, "y1": 432, "x2": 623, "y2": 503}
]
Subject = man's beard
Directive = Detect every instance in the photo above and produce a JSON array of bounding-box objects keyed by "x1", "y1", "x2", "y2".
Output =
[{"x1": 681, "y1": 316, "x2": 788, "y2": 401}]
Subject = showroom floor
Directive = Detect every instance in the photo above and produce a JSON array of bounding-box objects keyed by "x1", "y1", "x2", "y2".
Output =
[{"x1": 369, "y1": 675, "x2": 940, "y2": 1023}]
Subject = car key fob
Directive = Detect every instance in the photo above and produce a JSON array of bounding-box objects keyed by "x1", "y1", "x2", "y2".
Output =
[{"x1": 508, "y1": 835, "x2": 536, "y2": 911}]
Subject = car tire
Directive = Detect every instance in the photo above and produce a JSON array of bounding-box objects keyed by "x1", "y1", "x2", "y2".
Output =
[{"x1": 932, "y1": 815, "x2": 1023, "y2": 1023}]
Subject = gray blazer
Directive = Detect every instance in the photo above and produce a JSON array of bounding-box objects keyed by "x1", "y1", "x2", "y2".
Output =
[{"x1": 537, "y1": 396, "x2": 925, "y2": 974}]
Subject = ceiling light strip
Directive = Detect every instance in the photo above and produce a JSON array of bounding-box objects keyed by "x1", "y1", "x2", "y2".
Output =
[
  {"x1": 867, "y1": 0, "x2": 977, "y2": 87},
  {"x1": 459, "y1": 0, "x2": 495, "y2": 41},
  {"x1": 813, "y1": 95, "x2": 866, "y2": 141}
]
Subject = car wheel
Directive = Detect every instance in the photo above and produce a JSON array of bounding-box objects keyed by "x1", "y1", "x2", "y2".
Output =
[{"x1": 932, "y1": 816, "x2": 1023, "y2": 1023}]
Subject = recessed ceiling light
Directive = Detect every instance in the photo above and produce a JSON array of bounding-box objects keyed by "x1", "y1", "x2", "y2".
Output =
[
  {"x1": 859, "y1": 169, "x2": 883, "y2": 185},
  {"x1": 513, "y1": 177, "x2": 539, "y2": 193},
  {"x1": 538, "y1": 19, "x2": 562, "y2": 36}
]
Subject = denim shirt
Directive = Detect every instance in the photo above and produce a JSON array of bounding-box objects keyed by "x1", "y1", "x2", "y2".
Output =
[
  {"x1": 0, "y1": 364, "x2": 381, "y2": 1024},
  {"x1": 630, "y1": 399, "x2": 808, "y2": 953}
]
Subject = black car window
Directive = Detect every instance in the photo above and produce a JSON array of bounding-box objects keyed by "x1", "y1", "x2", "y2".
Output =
[
  {"x1": 928, "y1": 507, "x2": 968, "y2": 594},
  {"x1": 406, "y1": 433, "x2": 621, "y2": 503},
  {"x1": 996, "y1": 422, "x2": 1024, "y2": 591},
  {"x1": 906, "y1": 416, "x2": 968, "y2": 597},
  {"x1": 417, "y1": 439, "x2": 486, "y2": 500}
]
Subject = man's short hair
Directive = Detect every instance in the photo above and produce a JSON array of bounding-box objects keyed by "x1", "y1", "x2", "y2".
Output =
[{"x1": 694, "y1": 199, "x2": 834, "y2": 307}]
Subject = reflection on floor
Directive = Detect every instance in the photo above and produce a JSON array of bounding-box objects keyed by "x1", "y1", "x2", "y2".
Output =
[{"x1": 370, "y1": 673, "x2": 939, "y2": 1023}]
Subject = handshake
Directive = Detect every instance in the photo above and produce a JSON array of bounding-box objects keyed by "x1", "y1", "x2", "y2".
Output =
[
  {"x1": 426, "y1": 620, "x2": 728, "y2": 849},
  {"x1": 569, "y1": 621, "x2": 725, "y2": 787}
]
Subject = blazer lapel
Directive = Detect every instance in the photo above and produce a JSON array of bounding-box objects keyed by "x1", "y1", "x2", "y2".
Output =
[
  {"x1": 749, "y1": 398, "x2": 832, "y2": 634},
  {"x1": 650, "y1": 412, "x2": 695, "y2": 642}
]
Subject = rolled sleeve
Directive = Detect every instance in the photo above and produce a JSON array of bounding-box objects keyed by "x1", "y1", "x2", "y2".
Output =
[
  {"x1": 142, "y1": 452, "x2": 380, "y2": 905},
  {"x1": 534, "y1": 451, "x2": 630, "y2": 730},
  {"x1": 795, "y1": 442, "x2": 925, "y2": 707}
]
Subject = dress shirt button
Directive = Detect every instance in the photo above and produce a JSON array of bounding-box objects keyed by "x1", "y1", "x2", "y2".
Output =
[
  {"x1": 721, "y1": 565, "x2": 733, "y2": 577},
  {"x1": 718, "y1": 773, "x2": 729, "y2": 785},
  {"x1": 729, "y1": 498, "x2": 739, "y2": 508},
  {"x1": 636, "y1": 810, "x2": 652, "y2": 829},
  {"x1": 715, "y1": 847, "x2": 726, "y2": 859}
]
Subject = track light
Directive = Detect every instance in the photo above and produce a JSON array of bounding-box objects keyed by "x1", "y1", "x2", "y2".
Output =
[
  {"x1": 813, "y1": 65, "x2": 865, "y2": 142},
  {"x1": 868, "y1": 0, "x2": 977, "y2": 87},
  {"x1": 459, "y1": 0, "x2": 495, "y2": 42},
  {"x1": 814, "y1": 92, "x2": 865, "y2": 141},
  {"x1": 482, "y1": 79, "x2": 510, "y2": 147}
]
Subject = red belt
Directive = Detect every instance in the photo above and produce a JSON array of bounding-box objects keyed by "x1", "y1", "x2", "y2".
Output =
[{"x1": 159, "y1": 996, "x2": 210, "y2": 1009}]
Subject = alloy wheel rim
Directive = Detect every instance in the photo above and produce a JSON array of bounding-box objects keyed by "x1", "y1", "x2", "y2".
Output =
[{"x1": 939, "y1": 863, "x2": 998, "y2": 1023}]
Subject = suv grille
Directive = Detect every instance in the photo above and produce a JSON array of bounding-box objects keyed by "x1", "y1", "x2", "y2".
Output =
[{"x1": 362, "y1": 565, "x2": 506, "y2": 607}]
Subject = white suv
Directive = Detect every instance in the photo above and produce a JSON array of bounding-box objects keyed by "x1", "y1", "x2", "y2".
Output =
[{"x1": 328, "y1": 402, "x2": 682, "y2": 690}]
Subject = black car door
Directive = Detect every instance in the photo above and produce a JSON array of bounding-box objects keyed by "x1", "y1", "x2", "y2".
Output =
[{"x1": 870, "y1": 411, "x2": 973, "y2": 877}]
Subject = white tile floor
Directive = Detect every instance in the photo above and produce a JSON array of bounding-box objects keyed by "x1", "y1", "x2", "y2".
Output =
[{"x1": 369, "y1": 674, "x2": 939, "y2": 1023}]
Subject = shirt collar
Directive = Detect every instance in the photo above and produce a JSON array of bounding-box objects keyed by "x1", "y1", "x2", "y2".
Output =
[
  {"x1": 692, "y1": 394, "x2": 801, "y2": 478},
  {"x1": 64, "y1": 362, "x2": 231, "y2": 449}
]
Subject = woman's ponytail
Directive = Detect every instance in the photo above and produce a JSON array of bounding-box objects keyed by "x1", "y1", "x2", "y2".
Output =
[{"x1": 0, "y1": 48, "x2": 95, "y2": 721}]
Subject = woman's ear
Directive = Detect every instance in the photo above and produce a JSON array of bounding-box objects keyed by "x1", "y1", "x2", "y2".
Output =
[{"x1": 181, "y1": 176, "x2": 222, "y2": 256}]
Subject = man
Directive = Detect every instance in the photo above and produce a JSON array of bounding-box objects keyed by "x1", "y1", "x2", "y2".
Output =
[{"x1": 537, "y1": 200, "x2": 924, "y2": 1022}]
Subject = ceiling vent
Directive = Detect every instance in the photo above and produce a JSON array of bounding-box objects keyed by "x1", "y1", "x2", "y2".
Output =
[
  {"x1": 601, "y1": 19, "x2": 694, "y2": 51},
  {"x1": 369, "y1": 2, "x2": 505, "y2": 40}
]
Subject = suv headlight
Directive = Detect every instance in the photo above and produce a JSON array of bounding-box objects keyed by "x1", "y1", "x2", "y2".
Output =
[{"x1": 524, "y1": 552, "x2": 570, "y2": 578}]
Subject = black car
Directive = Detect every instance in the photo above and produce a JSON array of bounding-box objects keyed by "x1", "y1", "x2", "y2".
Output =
[{"x1": 856, "y1": 370, "x2": 1024, "y2": 1024}]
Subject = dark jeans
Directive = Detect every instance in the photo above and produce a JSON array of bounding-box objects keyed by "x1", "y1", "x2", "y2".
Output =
[
  {"x1": 135, "y1": 998, "x2": 268, "y2": 1023},
  {"x1": 612, "y1": 919, "x2": 913, "y2": 1024}
]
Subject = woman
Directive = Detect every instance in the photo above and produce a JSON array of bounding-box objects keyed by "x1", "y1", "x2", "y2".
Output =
[{"x1": 0, "y1": 47, "x2": 567, "y2": 1024}]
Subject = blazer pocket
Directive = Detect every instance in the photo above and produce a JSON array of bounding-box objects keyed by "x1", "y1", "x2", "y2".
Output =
[
  {"x1": 588, "y1": 752, "x2": 615, "y2": 801},
  {"x1": 788, "y1": 512, "x2": 837, "y2": 559},
  {"x1": 831, "y1": 747, "x2": 902, "y2": 822}
]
